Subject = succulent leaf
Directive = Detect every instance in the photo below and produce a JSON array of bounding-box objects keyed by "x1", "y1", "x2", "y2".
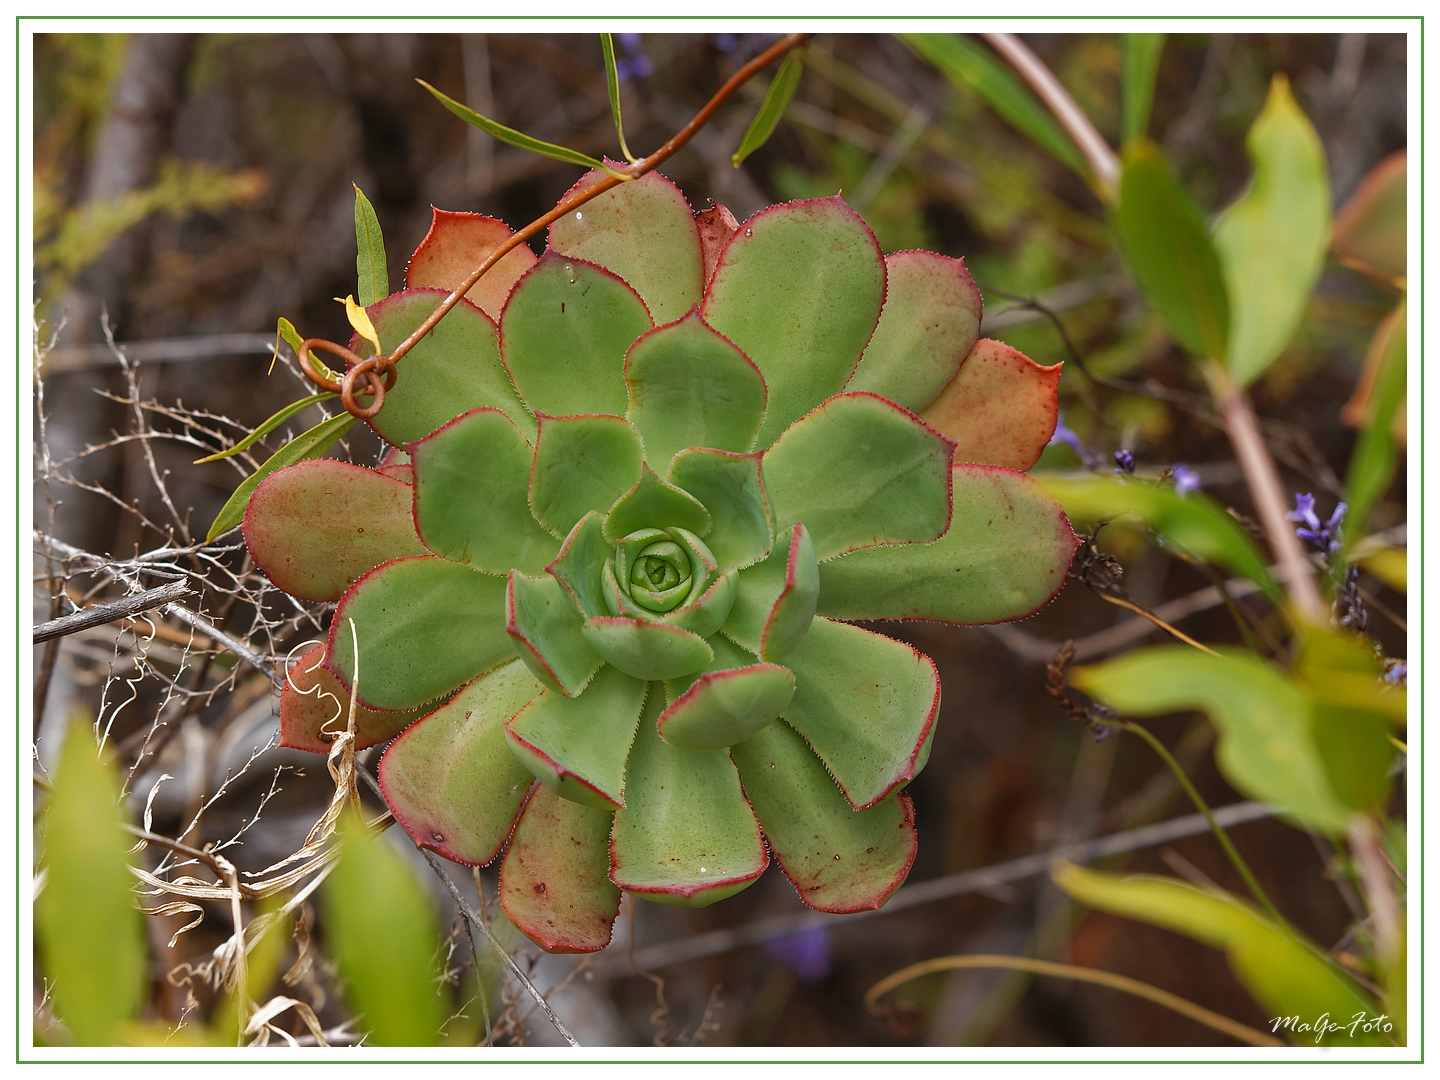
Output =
[
  {"x1": 378, "y1": 660, "x2": 541, "y2": 865},
  {"x1": 780, "y1": 617, "x2": 941, "y2": 810},
  {"x1": 580, "y1": 616, "x2": 714, "y2": 681},
  {"x1": 763, "y1": 392, "x2": 955, "y2": 560},
  {"x1": 243, "y1": 460, "x2": 427, "y2": 602},
  {"x1": 329, "y1": 556, "x2": 511, "y2": 711},
  {"x1": 500, "y1": 251, "x2": 653, "y2": 418},
  {"x1": 548, "y1": 169, "x2": 705, "y2": 325},
  {"x1": 529, "y1": 413, "x2": 645, "y2": 538},
  {"x1": 657, "y1": 660, "x2": 794, "y2": 752},
  {"x1": 702, "y1": 196, "x2": 886, "y2": 448},
  {"x1": 499, "y1": 784, "x2": 621, "y2": 953},
  {"x1": 506, "y1": 571, "x2": 606, "y2": 697},
  {"x1": 603, "y1": 462, "x2": 711, "y2": 542},
  {"x1": 547, "y1": 511, "x2": 613, "y2": 618},
  {"x1": 667, "y1": 449, "x2": 775, "y2": 570},
  {"x1": 920, "y1": 338, "x2": 1061, "y2": 471},
  {"x1": 363, "y1": 289, "x2": 531, "y2": 444},
  {"x1": 280, "y1": 644, "x2": 427, "y2": 754},
  {"x1": 846, "y1": 250, "x2": 983, "y2": 413},
  {"x1": 818, "y1": 464, "x2": 1078, "y2": 623},
  {"x1": 609, "y1": 694, "x2": 769, "y2": 905},
  {"x1": 694, "y1": 201, "x2": 740, "y2": 285},
  {"x1": 410, "y1": 408, "x2": 559, "y2": 575},
  {"x1": 624, "y1": 311, "x2": 767, "y2": 467},
  {"x1": 504, "y1": 664, "x2": 649, "y2": 810},
  {"x1": 732, "y1": 719, "x2": 917, "y2": 912},
  {"x1": 406, "y1": 208, "x2": 539, "y2": 321},
  {"x1": 723, "y1": 523, "x2": 819, "y2": 662}
]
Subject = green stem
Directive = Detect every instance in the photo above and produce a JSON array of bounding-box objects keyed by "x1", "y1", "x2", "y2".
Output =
[{"x1": 1119, "y1": 719, "x2": 1290, "y2": 929}]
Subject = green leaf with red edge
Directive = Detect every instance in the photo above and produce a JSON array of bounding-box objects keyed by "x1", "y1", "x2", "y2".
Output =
[
  {"x1": 280, "y1": 644, "x2": 429, "y2": 754},
  {"x1": 610, "y1": 692, "x2": 769, "y2": 907},
  {"x1": 763, "y1": 393, "x2": 954, "y2": 560},
  {"x1": 499, "y1": 784, "x2": 621, "y2": 954},
  {"x1": 657, "y1": 656, "x2": 794, "y2": 752},
  {"x1": 625, "y1": 311, "x2": 768, "y2": 467},
  {"x1": 329, "y1": 556, "x2": 511, "y2": 711},
  {"x1": 506, "y1": 571, "x2": 605, "y2": 697},
  {"x1": 548, "y1": 169, "x2": 705, "y2": 326},
  {"x1": 243, "y1": 460, "x2": 427, "y2": 603},
  {"x1": 529, "y1": 413, "x2": 644, "y2": 539},
  {"x1": 378, "y1": 659, "x2": 541, "y2": 865},
  {"x1": 580, "y1": 616, "x2": 713, "y2": 681},
  {"x1": 603, "y1": 462, "x2": 711, "y2": 543},
  {"x1": 363, "y1": 289, "x2": 532, "y2": 444},
  {"x1": 722, "y1": 524, "x2": 818, "y2": 662},
  {"x1": 818, "y1": 465, "x2": 1078, "y2": 624},
  {"x1": 667, "y1": 449, "x2": 774, "y2": 570},
  {"x1": 504, "y1": 664, "x2": 649, "y2": 810},
  {"x1": 846, "y1": 250, "x2": 982, "y2": 413},
  {"x1": 547, "y1": 512, "x2": 611, "y2": 619},
  {"x1": 732, "y1": 719, "x2": 917, "y2": 913},
  {"x1": 702, "y1": 196, "x2": 886, "y2": 448},
  {"x1": 1332, "y1": 150, "x2": 1405, "y2": 283},
  {"x1": 405, "y1": 208, "x2": 539, "y2": 322},
  {"x1": 410, "y1": 408, "x2": 559, "y2": 576},
  {"x1": 780, "y1": 617, "x2": 940, "y2": 811},
  {"x1": 920, "y1": 339, "x2": 1062, "y2": 471},
  {"x1": 500, "y1": 251, "x2": 653, "y2": 418}
]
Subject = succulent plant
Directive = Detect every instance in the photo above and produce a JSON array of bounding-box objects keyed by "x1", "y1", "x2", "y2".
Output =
[{"x1": 242, "y1": 170, "x2": 1078, "y2": 952}]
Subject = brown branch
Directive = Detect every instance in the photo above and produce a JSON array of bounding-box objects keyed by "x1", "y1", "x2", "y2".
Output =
[{"x1": 32, "y1": 580, "x2": 193, "y2": 644}]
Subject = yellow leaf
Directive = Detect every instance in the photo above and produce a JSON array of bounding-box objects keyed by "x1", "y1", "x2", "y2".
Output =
[{"x1": 334, "y1": 294, "x2": 382, "y2": 356}]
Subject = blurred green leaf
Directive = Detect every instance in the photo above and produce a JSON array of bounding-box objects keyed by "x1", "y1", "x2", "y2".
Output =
[
  {"x1": 1037, "y1": 475, "x2": 1280, "y2": 599},
  {"x1": 36, "y1": 719, "x2": 146, "y2": 1045},
  {"x1": 600, "y1": 34, "x2": 637, "y2": 163},
  {"x1": 1212, "y1": 76, "x2": 1332, "y2": 386},
  {"x1": 1053, "y1": 863, "x2": 1388, "y2": 1045},
  {"x1": 193, "y1": 393, "x2": 337, "y2": 464},
  {"x1": 902, "y1": 33, "x2": 1088, "y2": 178},
  {"x1": 1113, "y1": 139, "x2": 1229, "y2": 360},
  {"x1": 1072, "y1": 645, "x2": 1380, "y2": 833},
  {"x1": 1120, "y1": 34, "x2": 1165, "y2": 144},
  {"x1": 732, "y1": 51, "x2": 804, "y2": 168},
  {"x1": 353, "y1": 184, "x2": 389, "y2": 307},
  {"x1": 206, "y1": 411, "x2": 355, "y2": 541},
  {"x1": 322, "y1": 813, "x2": 447, "y2": 1046},
  {"x1": 418, "y1": 79, "x2": 628, "y2": 180},
  {"x1": 1332, "y1": 149, "x2": 1406, "y2": 282},
  {"x1": 1344, "y1": 299, "x2": 1407, "y2": 548}
]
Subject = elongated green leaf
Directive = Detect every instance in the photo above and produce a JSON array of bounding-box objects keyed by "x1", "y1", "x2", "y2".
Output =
[
  {"x1": 419, "y1": 79, "x2": 627, "y2": 179},
  {"x1": 1121, "y1": 34, "x2": 1165, "y2": 144},
  {"x1": 1213, "y1": 75, "x2": 1332, "y2": 386},
  {"x1": 1053, "y1": 864, "x2": 1386, "y2": 1045},
  {"x1": 1115, "y1": 139, "x2": 1230, "y2": 360},
  {"x1": 902, "y1": 33, "x2": 1088, "y2": 177},
  {"x1": 206, "y1": 411, "x2": 355, "y2": 542},
  {"x1": 1039, "y1": 475, "x2": 1280, "y2": 599},
  {"x1": 36, "y1": 719, "x2": 146, "y2": 1045},
  {"x1": 732, "y1": 51, "x2": 804, "y2": 167},
  {"x1": 1344, "y1": 299, "x2": 1407, "y2": 547},
  {"x1": 353, "y1": 183, "x2": 389, "y2": 306},
  {"x1": 324, "y1": 811, "x2": 448, "y2": 1046},
  {"x1": 194, "y1": 393, "x2": 337, "y2": 464},
  {"x1": 270, "y1": 315, "x2": 317, "y2": 377},
  {"x1": 601, "y1": 34, "x2": 636, "y2": 163},
  {"x1": 1071, "y1": 646, "x2": 1356, "y2": 833}
]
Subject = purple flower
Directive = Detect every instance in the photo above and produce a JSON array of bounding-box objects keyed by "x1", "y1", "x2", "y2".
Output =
[
  {"x1": 714, "y1": 33, "x2": 738, "y2": 53},
  {"x1": 1171, "y1": 463, "x2": 1202, "y2": 497},
  {"x1": 1048, "y1": 413, "x2": 1104, "y2": 471},
  {"x1": 615, "y1": 33, "x2": 653, "y2": 81},
  {"x1": 1383, "y1": 661, "x2": 1407, "y2": 687},
  {"x1": 1113, "y1": 449, "x2": 1134, "y2": 474},
  {"x1": 1288, "y1": 493, "x2": 1346, "y2": 554},
  {"x1": 765, "y1": 924, "x2": 830, "y2": 982}
]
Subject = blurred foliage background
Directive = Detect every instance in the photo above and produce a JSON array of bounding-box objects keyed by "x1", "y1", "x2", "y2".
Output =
[{"x1": 32, "y1": 29, "x2": 1406, "y2": 1048}]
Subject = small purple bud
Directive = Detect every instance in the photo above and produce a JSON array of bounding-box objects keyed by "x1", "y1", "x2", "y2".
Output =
[
  {"x1": 766, "y1": 924, "x2": 830, "y2": 982},
  {"x1": 1288, "y1": 493, "x2": 1321, "y2": 532},
  {"x1": 1383, "y1": 661, "x2": 1407, "y2": 687},
  {"x1": 1171, "y1": 463, "x2": 1202, "y2": 497},
  {"x1": 1113, "y1": 449, "x2": 1134, "y2": 474},
  {"x1": 615, "y1": 33, "x2": 653, "y2": 81},
  {"x1": 714, "y1": 32, "x2": 738, "y2": 53}
]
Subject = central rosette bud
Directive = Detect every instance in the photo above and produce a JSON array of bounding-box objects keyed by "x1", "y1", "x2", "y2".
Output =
[{"x1": 605, "y1": 528, "x2": 718, "y2": 620}]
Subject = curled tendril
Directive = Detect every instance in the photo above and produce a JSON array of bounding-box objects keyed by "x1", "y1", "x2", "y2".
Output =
[{"x1": 298, "y1": 337, "x2": 396, "y2": 420}]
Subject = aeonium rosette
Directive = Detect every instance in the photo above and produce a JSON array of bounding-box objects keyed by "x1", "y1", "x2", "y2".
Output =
[{"x1": 240, "y1": 170, "x2": 1079, "y2": 952}]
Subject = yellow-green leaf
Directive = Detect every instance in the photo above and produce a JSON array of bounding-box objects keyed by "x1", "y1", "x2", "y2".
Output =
[
  {"x1": 732, "y1": 51, "x2": 804, "y2": 167},
  {"x1": 36, "y1": 719, "x2": 146, "y2": 1045},
  {"x1": 1121, "y1": 34, "x2": 1165, "y2": 144},
  {"x1": 335, "y1": 294, "x2": 382, "y2": 356},
  {"x1": 1344, "y1": 299, "x2": 1407, "y2": 548},
  {"x1": 193, "y1": 393, "x2": 338, "y2": 464},
  {"x1": 601, "y1": 34, "x2": 637, "y2": 163}
]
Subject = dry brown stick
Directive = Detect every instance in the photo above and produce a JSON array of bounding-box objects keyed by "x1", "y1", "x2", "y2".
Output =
[{"x1": 32, "y1": 580, "x2": 194, "y2": 644}]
